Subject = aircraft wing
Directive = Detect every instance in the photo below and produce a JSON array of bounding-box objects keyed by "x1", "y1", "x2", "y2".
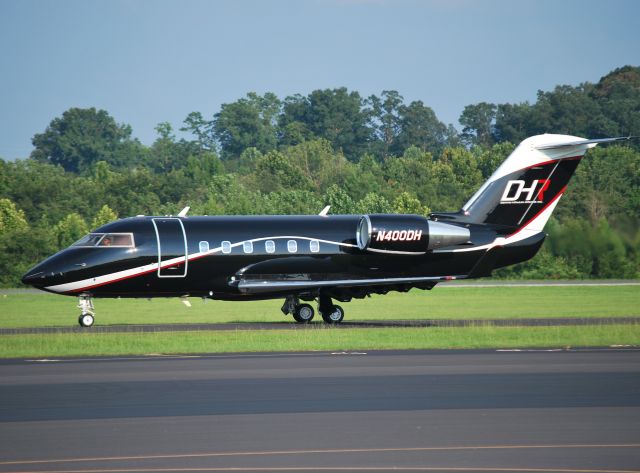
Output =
[{"x1": 232, "y1": 275, "x2": 462, "y2": 294}]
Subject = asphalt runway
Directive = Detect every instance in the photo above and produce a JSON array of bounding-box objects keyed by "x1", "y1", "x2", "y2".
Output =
[{"x1": 0, "y1": 349, "x2": 639, "y2": 473}]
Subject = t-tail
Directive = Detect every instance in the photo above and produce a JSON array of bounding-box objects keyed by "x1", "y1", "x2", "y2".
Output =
[{"x1": 434, "y1": 134, "x2": 629, "y2": 237}]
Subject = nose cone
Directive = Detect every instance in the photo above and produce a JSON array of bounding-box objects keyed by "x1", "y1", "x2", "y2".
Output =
[
  {"x1": 21, "y1": 255, "x2": 66, "y2": 289},
  {"x1": 22, "y1": 249, "x2": 92, "y2": 292},
  {"x1": 21, "y1": 264, "x2": 48, "y2": 287}
]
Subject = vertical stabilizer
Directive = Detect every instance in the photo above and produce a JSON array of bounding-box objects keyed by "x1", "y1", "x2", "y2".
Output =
[{"x1": 461, "y1": 134, "x2": 608, "y2": 233}]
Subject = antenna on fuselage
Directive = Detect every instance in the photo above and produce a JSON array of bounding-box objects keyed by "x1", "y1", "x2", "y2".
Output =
[
  {"x1": 178, "y1": 206, "x2": 190, "y2": 217},
  {"x1": 319, "y1": 205, "x2": 331, "y2": 217}
]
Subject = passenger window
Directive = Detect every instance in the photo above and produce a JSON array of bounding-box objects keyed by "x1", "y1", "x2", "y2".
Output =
[
  {"x1": 310, "y1": 240, "x2": 320, "y2": 253},
  {"x1": 243, "y1": 241, "x2": 253, "y2": 254},
  {"x1": 199, "y1": 241, "x2": 209, "y2": 253},
  {"x1": 221, "y1": 241, "x2": 232, "y2": 254},
  {"x1": 287, "y1": 240, "x2": 297, "y2": 253},
  {"x1": 265, "y1": 240, "x2": 275, "y2": 254}
]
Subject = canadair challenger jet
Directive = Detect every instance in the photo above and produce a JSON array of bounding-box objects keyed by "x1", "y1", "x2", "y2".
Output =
[{"x1": 22, "y1": 134, "x2": 628, "y2": 327}]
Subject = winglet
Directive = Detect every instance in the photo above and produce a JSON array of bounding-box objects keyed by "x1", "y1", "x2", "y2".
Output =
[
  {"x1": 178, "y1": 206, "x2": 190, "y2": 217},
  {"x1": 319, "y1": 205, "x2": 331, "y2": 217}
]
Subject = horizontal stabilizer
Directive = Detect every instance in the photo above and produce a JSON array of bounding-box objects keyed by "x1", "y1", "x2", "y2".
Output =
[{"x1": 535, "y1": 136, "x2": 630, "y2": 150}]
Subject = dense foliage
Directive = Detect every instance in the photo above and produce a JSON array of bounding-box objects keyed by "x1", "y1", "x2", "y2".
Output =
[{"x1": 1, "y1": 66, "x2": 639, "y2": 286}]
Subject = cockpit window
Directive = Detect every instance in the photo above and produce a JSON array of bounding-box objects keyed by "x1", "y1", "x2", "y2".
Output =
[
  {"x1": 72, "y1": 234, "x2": 104, "y2": 247},
  {"x1": 72, "y1": 233, "x2": 135, "y2": 248}
]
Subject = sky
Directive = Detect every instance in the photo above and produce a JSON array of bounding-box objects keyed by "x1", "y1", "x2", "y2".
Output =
[{"x1": 0, "y1": 0, "x2": 639, "y2": 160}]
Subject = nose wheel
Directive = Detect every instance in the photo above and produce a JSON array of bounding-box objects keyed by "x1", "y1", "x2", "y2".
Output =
[
  {"x1": 78, "y1": 314, "x2": 95, "y2": 327},
  {"x1": 77, "y1": 295, "x2": 95, "y2": 328}
]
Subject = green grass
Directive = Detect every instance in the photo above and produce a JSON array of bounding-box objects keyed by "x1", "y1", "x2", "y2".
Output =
[
  {"x1": 0, "y1": 325, "x2": 637, "y2": 359},
  {"x1": 1, "y1": 285, "x2": 638, "y2": 328},
  {"x1": 1, "y1": 285, "x2": 638, "y2": 358}
]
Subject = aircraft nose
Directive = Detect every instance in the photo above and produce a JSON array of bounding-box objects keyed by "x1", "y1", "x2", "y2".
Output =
[
  {"x1": 21, "y1": 261, "x2": 62, "y2": 288},
  {"x1": 21, "y1": 267, "x2": 46, "y2": 287}
]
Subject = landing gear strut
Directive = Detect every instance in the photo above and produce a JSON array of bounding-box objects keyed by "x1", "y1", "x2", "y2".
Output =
[
  {"x1": 281, "y1": 294, "x2": 345, "y2": 324},
  {"x1": 281, "y1": 295, "x2": 315, "y2": 323},
  {"x1": 77, "y1": 294, "x2": 95, "y2": 328},
  {"x1": 318, "y1": 294, "x2": 344, "y2": 324}
]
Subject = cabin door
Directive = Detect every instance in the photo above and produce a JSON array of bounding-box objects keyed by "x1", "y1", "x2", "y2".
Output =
[{"x1": 152, "y1": 218, "x2": 188, "y2": 278}]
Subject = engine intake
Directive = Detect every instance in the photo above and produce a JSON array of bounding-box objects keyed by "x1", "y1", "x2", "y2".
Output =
[{"x1": 357, "y1": 214, "x2": 470, "y2": 253}]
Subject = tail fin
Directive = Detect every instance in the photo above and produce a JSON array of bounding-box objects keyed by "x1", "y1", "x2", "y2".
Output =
[{"x1": 455, "y1": 134, "x2": 627, "y2": 233}]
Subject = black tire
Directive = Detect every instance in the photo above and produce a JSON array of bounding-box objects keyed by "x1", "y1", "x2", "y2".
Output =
[
  {"x1": 293, "y1": 303, "x2": 314, "y2": 323},
  {"x1": 321, "y1": 305, "x2": 344, "y2": 324},
  {"x1": 79, "y1": 314, "x2": 94, "y2": 328}
]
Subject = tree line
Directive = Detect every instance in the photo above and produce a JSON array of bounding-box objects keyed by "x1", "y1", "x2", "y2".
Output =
[{"x1": 0, "y1": 66, "x2": 638, "y2": 286}]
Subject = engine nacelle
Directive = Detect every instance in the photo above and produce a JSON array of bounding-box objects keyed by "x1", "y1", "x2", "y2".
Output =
[{"x1": 356, "y1": 214, "x2": 470, "y2": 253}]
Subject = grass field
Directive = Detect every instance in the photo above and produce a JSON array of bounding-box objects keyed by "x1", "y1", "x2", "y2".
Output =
[
  {"x1": 1, "y1": 325, "x2": 638, "y2": 359},
  {"x1": 1, "y1": 285, "x2": 638, "y2": 358},
  {"x1": 1, "y1": 285, "x2": 639, "y2": 328}
]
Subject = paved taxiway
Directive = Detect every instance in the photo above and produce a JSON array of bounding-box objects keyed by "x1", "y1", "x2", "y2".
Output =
[{"x1": 0, "y1": 349, "x2": 639, "y2": 472}]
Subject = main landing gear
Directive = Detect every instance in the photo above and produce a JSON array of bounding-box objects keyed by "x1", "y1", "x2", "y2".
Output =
[
  {"x1": 281, "y1": 294, "x2": 345, "y2": 324},
  {"x1": 77, "y1": 294, "x2": 95, "y2": 328}
]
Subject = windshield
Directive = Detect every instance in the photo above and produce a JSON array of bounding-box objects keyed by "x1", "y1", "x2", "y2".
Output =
[{"x1": 72, "y1": 233, "x2": 135, "y2": 248}]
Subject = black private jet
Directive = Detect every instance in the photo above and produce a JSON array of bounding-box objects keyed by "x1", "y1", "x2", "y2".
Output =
[{"x1": 22, "y1": 134, "x2": 628, "y2": 327}]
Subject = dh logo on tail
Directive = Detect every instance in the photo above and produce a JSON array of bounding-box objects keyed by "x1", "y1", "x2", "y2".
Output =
[{"x1": 500, "y1": 179, "x2": 551, "y2": 204}]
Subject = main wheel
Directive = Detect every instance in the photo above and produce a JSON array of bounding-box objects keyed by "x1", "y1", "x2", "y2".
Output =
[
  {"x1": 78, "y1": 314, "x2": 94, "y2": 328},
  {"x1": 321, "y1": 305, "x2": 344, "y2": 324},
  {"x1": 293, "y1": 303, "x2": 315, "y2": 323}
]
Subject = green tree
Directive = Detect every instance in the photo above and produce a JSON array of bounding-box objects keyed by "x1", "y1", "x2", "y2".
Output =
[
  {"x1": 355, "y1": 193, "x2": 392, "y2": 214},
  {"x1": 91, "y1": 205, "x2": 118, "y2": 229},
  {"x1": 254, "y1": 151, "x2": 312, "y2": 193},
  {"x1": 260, "y1": 190, "x2": 318, "y2": 215},
  {"x1": 368, "y1": 90, "x2": 404, "y2": 158},
  {"x1": 181, "y1": 111, "x2": 217, "y2": 151},
  {"x1": 214, "y1": 92, "x2": 281, "y2": 159},
  {"x1": 201, "y1": 174, "x2": 258, "y2": 216},
  {"x1": 322, "y1": 184, "x2": 356, "y2": 214},
  {"x1": 282, "y1": 139, "x2": 351, "y2": 193},
  {"x1": 53, "y1": 213, "x2": 89, "y2": 249},
  {"x1": 31, "y1": 107, "x2": 139, "y2": 173},
  {"x1": 459, "y1": 102, "x2": 496, "y2": 147},
  {"x1": 147, "y1": 122, "x2": 203, "y2": 173},
  {"x1": 393, "y1": 192, "x2": 430, "y2": 216},
  {"x1": 493, "y1": 102, "x2": 535, "y2": 144},
  {"x1": 0, "y1": 198, "x2": 28, "y2": 233},
  {"x1": 593, "y1": 66, "x2": 640, "y2": 139},
  {"x1": 393, "y1": 101, "x2": 449, "y2": 155},
  {"x1": 279, "y1": 88, "x2": 371, "y2": 161}
]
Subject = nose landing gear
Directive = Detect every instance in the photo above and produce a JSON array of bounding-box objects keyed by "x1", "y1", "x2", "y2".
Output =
[{"x1": 77, "y1": 294, "x2": 95, "y2": 328}]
